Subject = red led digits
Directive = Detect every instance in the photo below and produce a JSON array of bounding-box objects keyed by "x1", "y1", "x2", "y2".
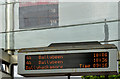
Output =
[
  {"x1": 94, "y1": 53, "x2": 96, "y2": 57},
  {"x1": 105, "y1": 63, "x2": 108, "y2": 67},
  {"x1": 26, "y1": 56, "x2": 31, "y2": 60},
  {"x1": 99, "y1": 58, "x2": 102, "y2": 62},
  {"x1": 102, "y1": 58, "x2": 108, "y2": 62},
  {"x1": 25, "y1": 52, "x2": 108, "y2": 70},
  {"x1": 102, "y1": 53, "x2": 108, "y2": 57},
  {"x1": 93, "y1": 52, "x2": 108, "y2": 68},
  {"x1": 96, "y1": 53, "x2": 99, "y2": 57},
  {"x1": 105, "y1": 53, "x2": 108, "y2": 57},
  {"x1": 96, "y1": 58, "x2": 99, "y2": 62},
  {"x1": 26, "y1": 61, "x2": 31, "y2": 65}
]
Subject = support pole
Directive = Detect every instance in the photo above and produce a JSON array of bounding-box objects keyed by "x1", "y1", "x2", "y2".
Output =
[
  {"x1": 5, "y1": 0, "x2": 15, "y2": 78},
  {"x1": 5, "y1": 0, "x2": 14, "y2": 54},
  {"x1": 68, "y1": 75, "x2": 70, "y2": 79},
  {"x1": 104, "y1": 19, "x2": 109, "y2": 44},
  {"x1": 68, "y1": 74, "x2": 71, "y2": 79},
  {"x1": 105, "y1": 75, "x2": 109, "y2": 79}
]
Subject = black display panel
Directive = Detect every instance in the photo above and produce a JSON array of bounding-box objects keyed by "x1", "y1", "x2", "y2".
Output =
[{"x1": 25, "y1": 52, "x2": 109, "y2": 70}]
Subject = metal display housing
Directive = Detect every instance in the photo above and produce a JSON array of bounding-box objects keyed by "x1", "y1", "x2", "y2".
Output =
[{"x1": 18, "y1": 43, "x2": 119, "y2": 77}]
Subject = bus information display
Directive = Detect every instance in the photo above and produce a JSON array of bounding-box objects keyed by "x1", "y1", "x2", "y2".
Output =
[{"x1": 25, "y1": 52, "x2": 109, "y2": 70}]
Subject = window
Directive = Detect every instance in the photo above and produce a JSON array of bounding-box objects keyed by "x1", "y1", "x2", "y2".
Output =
[{"x1": 19, "y1": 2, "x2": 59, "y2": 29}]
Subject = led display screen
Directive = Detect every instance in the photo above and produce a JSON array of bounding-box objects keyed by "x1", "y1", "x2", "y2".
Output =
[{"x1": 25, "y1": 52, "x2": 109, "y2": 70}]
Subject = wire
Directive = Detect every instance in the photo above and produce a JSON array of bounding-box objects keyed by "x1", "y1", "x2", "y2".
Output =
[
  {"x1": 0, "y1": 19, "x2": 119, "y2": 34},
  {"x1": 0, "y1": 2, "x2": 21, "y2": 5},
  {"x1": 0, "y1": 1, "x2": 57, "y2": 5}
]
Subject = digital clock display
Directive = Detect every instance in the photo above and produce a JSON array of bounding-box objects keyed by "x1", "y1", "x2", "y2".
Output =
[{"x1": 25, "y1": 52, "x2": 109, "y2": 70}]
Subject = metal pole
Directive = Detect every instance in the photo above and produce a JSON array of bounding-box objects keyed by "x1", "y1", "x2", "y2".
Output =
[
  {"x1": 68, "y1": 74, "x2": 71, "y2": 79},
  {"x1": 104, "y1": 19, "x2": 109, "y2": 44},
  {"x1": 5, "y1": 0, "x2": 14, "y2": 53},
  {"x1": 105, "y1": 75, "x2": 109, "y2": 79},
  {"x1": 68, "y1": 75, "x2": 70, "y2": 79},
  {"x1": 5, "y1": 0, "x2": 15, "y2": 78}
]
